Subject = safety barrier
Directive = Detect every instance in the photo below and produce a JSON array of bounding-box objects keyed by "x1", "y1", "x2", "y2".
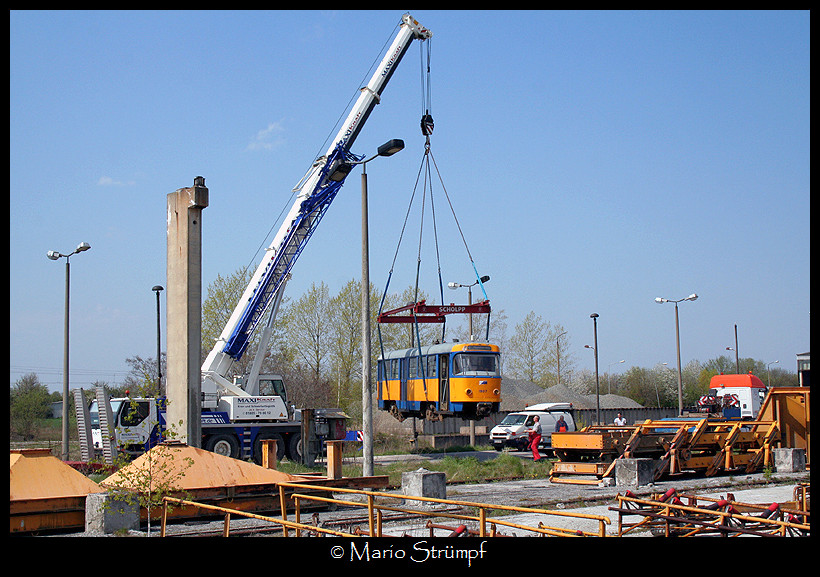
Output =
[
  {"x1": 159, "y1": 483, "x2": 611, "y2": 537},
  {"x1": 277, "y1": 482, "x2": 609, "y2": 537}
]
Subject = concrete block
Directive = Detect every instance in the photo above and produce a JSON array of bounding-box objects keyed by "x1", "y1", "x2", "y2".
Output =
[
  {"x1": 402, "y1": 467, "x2": 446, "y2": 500},
  {"x1": 615, "y1": 458, "x2": 656, "y2": 486},
  {"x1": 773, "y1": 448, "x2": 806, "y2": 473},
  {"x1": 85, "y1": 490, "x2": 140, "y2": 534}
]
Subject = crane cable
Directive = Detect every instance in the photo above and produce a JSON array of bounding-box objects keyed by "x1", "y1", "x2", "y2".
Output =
[{"x1": 377, "y1": 37, "x2": 489, "y2": 360}]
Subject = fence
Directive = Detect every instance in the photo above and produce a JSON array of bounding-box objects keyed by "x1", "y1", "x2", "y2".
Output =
[{"x1": 161, "y1": 482, "x2": 611, "y2": 537}]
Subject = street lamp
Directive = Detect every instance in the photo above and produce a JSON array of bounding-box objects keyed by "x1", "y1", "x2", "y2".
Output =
[
  {"x1": 357, "y1": 139, "x2": 405, "y2": 477},
  {"x1": 608, "y1": 360, "x2": 625, "y2": 394},
  {"x1": 655, "y1": 293, "x2": 698, "y2": 415},
  {"x1": 767, "y1": 360, "x2": 779, "y2": 387},
  {"x1": 588, "y1": 312, "x2": 600, "y2": 424},
  {"x1": 447, "y1": 275, "x2": 490, "y2": 341},
  {"x1": 152, "y1": 286, "x2": 164, "y2": 397},
  {"x1": 556, "y1": 330, "x2": 567, "y2": 387},
  {"x1": 47, "y1": 241, "x2": 92, "y2": 461},
  {"x1": 448, "y1": 275, "x2": 491, "y2": 446}
]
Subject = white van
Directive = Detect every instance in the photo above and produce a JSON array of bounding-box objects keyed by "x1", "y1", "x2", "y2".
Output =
[{"x1": 490, "y1": 403, "x2": 575, "y2": 452}]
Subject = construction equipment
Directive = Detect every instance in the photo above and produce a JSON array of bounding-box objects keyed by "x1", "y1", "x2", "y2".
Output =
[
  {"x1": 550, "y1": 386, "x2": 809, "y2": 484},
  {"x1": 73, "y1": 14, "x2": 431, "y2": 465},
  {"x1": 610, "y1": 487, "x2": 810, "y2": 537}
]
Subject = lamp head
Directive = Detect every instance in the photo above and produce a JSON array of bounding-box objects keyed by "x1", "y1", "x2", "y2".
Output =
[
  {"x1": 76, "y1": 242, "x2": 91, "y2": 252},
  {"x1": 328, "y1": 161, "x2": 353, "y2": 182},
  {"x1": 377, "y1": 138, "x2": 405, "y2": 157},
  {"x1": 47, "y1": 250, "x2": 61, "y2": 260}
]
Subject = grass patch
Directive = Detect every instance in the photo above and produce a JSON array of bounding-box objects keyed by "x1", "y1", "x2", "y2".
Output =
[{"x1": 276, "y1": 452, "x2": 553, "y2": 487}]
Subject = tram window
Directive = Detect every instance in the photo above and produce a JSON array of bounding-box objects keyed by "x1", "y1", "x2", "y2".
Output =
[
  {"x1": 426, "y1": 356, "x2": 437, "y2": 378},
  {"x1": 409, "y1": 356, "x2": 421, "y2": 378},
  {"x1": 453, "y1": 353, "x2": 500, "y2": 376}
]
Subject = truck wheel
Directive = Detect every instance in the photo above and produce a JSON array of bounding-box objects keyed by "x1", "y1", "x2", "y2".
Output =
[
  {"x1": 253, "y1": 431, "x2": 285, "y2": 464},
  {"x1": 206, "y1": 434, "x2": 240, "y2": 459},
  {"x1": 286, "y1": 432, "x2": 302, "y2": 463}
]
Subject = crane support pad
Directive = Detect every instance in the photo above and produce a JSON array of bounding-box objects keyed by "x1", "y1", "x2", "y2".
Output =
[{"x1": 378, "y1": 299, "x2": 491, "y2": 324}]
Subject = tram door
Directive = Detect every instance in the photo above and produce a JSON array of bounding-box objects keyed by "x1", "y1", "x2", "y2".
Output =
[{"x1": 438, "y1": 354, "x2": 450, "y2": 411}]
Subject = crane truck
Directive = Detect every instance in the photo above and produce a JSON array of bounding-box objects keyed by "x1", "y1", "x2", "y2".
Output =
[{"x1": 76, "y1": 14, "x2": 432, "y2": 465}]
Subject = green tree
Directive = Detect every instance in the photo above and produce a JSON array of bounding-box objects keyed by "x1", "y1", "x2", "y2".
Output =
[
  {"x1": 281, "y1": 281, "x2": 331, "y2": 382},
  {"x1": 10, "y1": 373, "x2": 52, "y2": 440},
  {"x1": 506, "y1": 312, "x2": 549, "y2": 384},
  {"x1": 505, "y1": 313, "x2": 570, "y2": 388},
  {"x1": 122, "y1": 354, "x2": 165, "y2": 398},
  {"x1": 327, "y1": 279, "x2": 363, "y2": 413}
]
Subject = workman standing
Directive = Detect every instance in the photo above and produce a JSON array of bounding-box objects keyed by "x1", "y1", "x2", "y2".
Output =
[{"x1": 529, "y1": 416, "x2": 543, "y2": 461}]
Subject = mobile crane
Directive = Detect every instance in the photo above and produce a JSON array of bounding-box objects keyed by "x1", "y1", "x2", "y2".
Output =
[{"x1": 77, "y1": 14, "x2": 432, "y2": 465}]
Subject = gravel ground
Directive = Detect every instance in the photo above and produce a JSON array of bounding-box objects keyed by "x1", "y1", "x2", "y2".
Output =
[{"x1": 65, "y1": 467, "x2": 807, "y2": 538}]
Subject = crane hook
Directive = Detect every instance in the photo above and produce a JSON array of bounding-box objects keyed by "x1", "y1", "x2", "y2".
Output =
[{"x1": 420, "y1": 111, "x2": 434, "y2": 136}]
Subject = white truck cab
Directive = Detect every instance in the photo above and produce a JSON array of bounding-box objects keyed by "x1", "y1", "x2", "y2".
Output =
[
  {"x1": 707, "y1": 373, "x2": 768, "y2": 419},
  {"x1": 490, "y1": 402, "x2": 575, "y2": 452}
]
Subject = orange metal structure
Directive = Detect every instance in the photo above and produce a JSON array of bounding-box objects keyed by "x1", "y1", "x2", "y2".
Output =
[
  {"x1": 550, "y1": 387, "x2": 810, "y2": 485},
  {"x1": 100, "y1": 442, "x2": 387, "y2": 523},
  {"x1": 10, "y1": 448, "x2": 105, "y2": 533}
]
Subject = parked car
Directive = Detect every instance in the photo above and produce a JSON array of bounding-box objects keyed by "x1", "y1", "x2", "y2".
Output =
[{"x1": 490, "y1": 403, "x2": 575, "y2": 452}]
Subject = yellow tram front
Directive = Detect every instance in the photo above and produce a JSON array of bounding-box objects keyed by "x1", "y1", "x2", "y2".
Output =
[{"x1": 377, "y1": 342, "x2": 501, "y2": 421}]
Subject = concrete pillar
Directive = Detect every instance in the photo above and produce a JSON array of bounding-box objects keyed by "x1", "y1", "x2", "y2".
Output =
[
  {"x1": 615, "y1": 458, "x2": 657, "y2": 486},
  {"x1": 402, "y1": 467, "x2": 446, "y2": 499},
  {"x1": 166, "y1": 177, "x2": 208, "y2": 447},
  {"x1": 85, "y1": 491, "x2": 140, "y2": 534},
  {"x1": 773, "y1": 448, "x2": 806, "y2": 472}
]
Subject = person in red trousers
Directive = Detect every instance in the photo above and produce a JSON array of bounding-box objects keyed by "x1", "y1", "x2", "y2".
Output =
[{"x1": 529, "y1": 415, "x2": 542, "y2": 461}]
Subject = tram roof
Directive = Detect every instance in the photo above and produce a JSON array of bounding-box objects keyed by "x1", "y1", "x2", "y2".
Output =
[{"x1": 379, "y1": 341, "x2": 499, "y2": 360}]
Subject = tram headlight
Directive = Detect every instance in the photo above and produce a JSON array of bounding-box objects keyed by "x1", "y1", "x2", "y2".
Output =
[{"x1": 465, "y1": 388, "x2": 473, "y2": 396}]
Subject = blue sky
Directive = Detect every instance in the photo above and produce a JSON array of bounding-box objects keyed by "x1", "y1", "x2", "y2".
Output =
[{"x1": 11, "y1": 10, "x2": 810, "y2": 393}]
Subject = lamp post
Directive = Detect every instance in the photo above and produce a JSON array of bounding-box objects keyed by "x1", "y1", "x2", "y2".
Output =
[
  {"x1": 152, "y1": 286, "x2": 164, "y2": 396},
  {"x1": 767, "y1": 360, "x2": 779, "y2": 387},
  {"x1": 556, "y1": 330, "x2": 567, "y2": 387},
  {"x1": 447, "y1": 275, "x2": 490, "y2": 341},
  {"x1": 354, "y1": 138, "x2": 405, "y2": 477},
  {"x1": 587, "y1": 312, "x2": 600, "y2": 424},
  {"x1": 608, "y1": 359, "x2": 625, "y2": 394},
  {"x1": 448, "y1": 275, "x2": 491, "y2": 446},
  {"x1": 655, "y1": 293, "x2": 698, "y2": 415},
  {"x1": 47, "y1": 241, "x2": 92, "y2": 461}
]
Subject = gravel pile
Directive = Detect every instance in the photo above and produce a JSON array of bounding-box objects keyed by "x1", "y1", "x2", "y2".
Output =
[{"x1": 501, "y1": 378, "x2": 642, "y2": 411}]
